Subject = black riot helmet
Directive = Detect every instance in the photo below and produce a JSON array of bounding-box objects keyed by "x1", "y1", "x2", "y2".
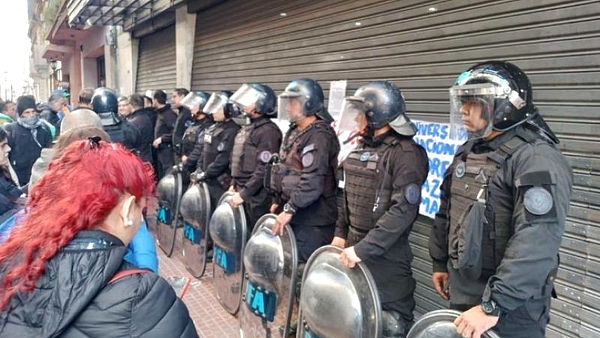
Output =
[
  {"x1": 91, "y1": 87, "x2": 118, "y2": 115},
  {"x1": 231, "y1": 83, "x2": 277, "y2": 116},
  {"x1": 450, "y1": 61, "x2": 534, "y2": 139},
  {"x1": 339, "y1": 81, "x2": 417, "y2": 136},
  {"x1": 91, "y1": 87, "x2": 121, "y2": 127},
  {"x1": 278, "y1": 78, "x2": 333, "y2": 123}
]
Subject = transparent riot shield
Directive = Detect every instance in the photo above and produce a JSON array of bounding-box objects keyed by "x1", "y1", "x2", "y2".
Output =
[
  {"x1": 180, "y1": 180, "x2": 212, "y2": 278},
  {"x1": 156, "y1": 166, "x2": 183, "y2": 257},
  {"x1": 209, "y1": 191, "x2": 248, "y2": 314},
  {"x1": 296, "y1": 245, "x2": 382, "y2": 338},
  {"x1": 239, "y1": 214, "x2": 298, "y2": 338},
  {"x1": 406, "y1": 309, "x2": 501, "y2": 338}
]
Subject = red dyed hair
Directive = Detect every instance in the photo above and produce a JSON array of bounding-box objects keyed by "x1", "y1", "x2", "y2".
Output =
[{"x1": 0, "y1": 139, "x2": 155, "y2": 309}]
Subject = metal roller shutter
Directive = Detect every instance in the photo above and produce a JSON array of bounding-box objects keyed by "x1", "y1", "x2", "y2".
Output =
[
  {"x1": 136, "y1": 25, "x2": 176, "y2": 94},
  {"x1": 192, "y1": 1, "x2": 600, "y2": 336}
]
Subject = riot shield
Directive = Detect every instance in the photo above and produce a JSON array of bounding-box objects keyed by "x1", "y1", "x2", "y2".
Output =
[
  {"x1": 209, "y1": 191, "x2": 248, "y2": 314},
  {"x1": 156, "y1": 166, "x2": 183, "y2": 257},
  {"x1": 239, "y1": 214, "x2": 298, "y2": 338},
  {"x1": 296, "y1": 245, "x2": 382, "y2": 338},
  {"x1": 180, "y1": 181, "x2": 212, "y2": 278},
  {"x1": 406, "y1": 309, "x2": 501, "y2": 338}
]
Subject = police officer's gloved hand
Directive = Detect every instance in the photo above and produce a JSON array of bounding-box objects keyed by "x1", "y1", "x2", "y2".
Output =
[{"x1": 190, "y1": 170, "x2": 206, "y2": 183}]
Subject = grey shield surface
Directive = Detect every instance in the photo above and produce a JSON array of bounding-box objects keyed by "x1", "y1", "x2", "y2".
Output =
[
  {"x1": 296, "y1": 245, "x2": 382, "y2": 338},
  {"x1": 239, "y1": 214, "x2": 298, "y2": 338},
  {"x1": 209, "y1": 191, "x2": 248, "y2": 314},
  {"x1": 156, "y1": 168, "x2": 183, "y2": 257},
  {"x1": 180, "y1": 181, "x2": 211, "y2": 278},
  {"x1": 406, "y1": 309, "x2": 501, "y2": 338}
]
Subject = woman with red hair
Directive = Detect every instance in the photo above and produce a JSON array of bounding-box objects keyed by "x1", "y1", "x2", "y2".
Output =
[{"x1": 0, "y1": 139, "x2": 197, "y2": 337}]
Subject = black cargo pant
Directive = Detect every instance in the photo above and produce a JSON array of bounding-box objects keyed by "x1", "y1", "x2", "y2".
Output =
[{"x1": 451, "y1": 296, "x2": 551, "y2": 338}]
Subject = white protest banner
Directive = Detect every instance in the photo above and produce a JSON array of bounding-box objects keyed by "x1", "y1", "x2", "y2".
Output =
[{"x1": 413, "y1": 120, "x2": 467, "y2": 218}]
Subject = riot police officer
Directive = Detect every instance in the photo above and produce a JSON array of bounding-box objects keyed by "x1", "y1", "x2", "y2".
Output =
[
  {"x1": 195, "y1": 91, "x2": 240, "y2": 210},
  {"x1": 268, "y1": 78, "x2": 340, "y2": 263},
  {"x1": 91, "y1": 87, "x2": 136, "y2": 151},
  {"x1": 333, "y1": 81, "x2": 428, "y2": 337},
  {"x1": 180, "y1": 91, "x2": 212, "y2": 167},
  {"x1": 228, "y1": 83, "x2": 282, "y2": 231},
  {"x1": 428, "y1": 61, "x2": 573, "y2": 338}
]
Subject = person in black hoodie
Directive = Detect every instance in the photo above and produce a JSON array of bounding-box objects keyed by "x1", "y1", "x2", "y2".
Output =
[
  {"x1": 125, "y1": 94, "x2": 154, "y2": 163},
  {"x1": 0, "y1": 139, "x2": 197, "y2": 338},
  {"x1": 4, "y1": 96, "x2": 52, "y2": 186},
  {"x1": 171, "y1": 88, "x2": 194, "y2": 162}
]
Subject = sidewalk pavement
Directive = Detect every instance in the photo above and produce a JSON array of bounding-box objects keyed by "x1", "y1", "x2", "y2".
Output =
[{"x1": 156, "y1": 229, "x2": 240, "y2": 338}]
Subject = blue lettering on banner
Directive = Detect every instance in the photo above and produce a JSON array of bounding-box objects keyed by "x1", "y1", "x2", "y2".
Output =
[
  {"x1": 413, "y1": 120, "x2": 467, "y2": 219},
  {"x1": 183, "y1": 223, "x2": 202, "y2": 244},
  {"x1": 245, "y1": 281, "x2": 277, "y2": 322}
]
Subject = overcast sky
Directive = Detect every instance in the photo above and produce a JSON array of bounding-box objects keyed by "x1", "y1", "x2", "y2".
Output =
[{"x1": 0, "y1": 0, "x2": 31, "y2": 96}]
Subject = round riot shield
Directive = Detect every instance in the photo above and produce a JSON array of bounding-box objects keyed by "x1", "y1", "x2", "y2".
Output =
[
  {"x1": 239, "y1": 214, "x2": 298, "y2": 338},
  {"x1": 180, "y1": 181, "x2": 212, "y2": 278},
  {"x1": 406, "y1": 309, "x2": 501, "y2": 338},
  {"x1": 296, "y1": 245, "x2": 382, "y2": 338},
  {"x1": 156, "y1": 167, "x2": 183, "y2": 257},
  {"x1": 209, "y1": 191, "x2": 248, "y2": 314}
]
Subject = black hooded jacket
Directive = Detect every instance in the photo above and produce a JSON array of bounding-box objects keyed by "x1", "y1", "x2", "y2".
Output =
[{"x1": 0, "y1": 230, "x2": 198, "y2": 338}]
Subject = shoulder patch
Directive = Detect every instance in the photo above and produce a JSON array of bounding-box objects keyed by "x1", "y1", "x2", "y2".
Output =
[
  {"x1": 302, "y1": 143, "x2": 316, "y2": 155},
  {"x1": 302, "y1": 152, "x2": 314, "y2": 167},
  {"x1": 217, "y1": 142, "x2": 225, "y2": 151},
  {"x1": 455, "y1": 161, "x2": 466, "y2": 178},
  {"x1": 524, "y1": 187, "x2": 553, "y2": 215},
  {"x1": 405, "y1": 183, "x2": 421, "y2": 205},
  {"x1": 259, "y1": 150, "x2": 272, "y2": 163},
  {"x1": 360, "y1": 151, "x2": 371, "y2": 162}
]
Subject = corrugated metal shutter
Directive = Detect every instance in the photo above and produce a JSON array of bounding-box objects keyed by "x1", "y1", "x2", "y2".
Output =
[
  {"x1": 136, "y1": 25, "x2": 176, "y2": 93},
  {"x1": 192, "y1": 1, "x2": 600, "y2": 337}
]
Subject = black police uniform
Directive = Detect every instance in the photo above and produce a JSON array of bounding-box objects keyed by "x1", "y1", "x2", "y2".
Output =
[
  {"x1": 173, "y1": 106, "x2": 194, "y2": 160},
  {"x1": 429, "y1": 125, "x2": 572, "y2": 337},
  {"x1": 198, "y1": 119, "x2": 240, "y2": 210},
  {"x1": 181, "y1": 117, "x2": 213, "y2": 159},
  {"x1": 231, "y1": 116, "x2": 282, "y2": 231},
  {"x1": 336, "y1": 132, "x2": 428, "y2": 324},
  {"x1": 269, "y1": 119, "x2": 340, "y2": 262}
]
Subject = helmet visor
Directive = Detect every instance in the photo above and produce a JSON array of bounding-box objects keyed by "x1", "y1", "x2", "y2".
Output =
[
  {"x1": 231, "y1": 84, "x2": 262, "y2": 112},
  {"x1": 204, "y1": 92, "x2": 228, "y2": 116},
  {"x1": 449, "y1": 84, "x2": 496, "y2": 140},
  {"x1": 277, "y1": 92, "x2": 307, "y2": 124},
  {"x1": 180, "y1": 92, "x2": 206, "y2": 111},
  {"x1": 337, "y1": 98, "x2": 367, "y2": 133}
]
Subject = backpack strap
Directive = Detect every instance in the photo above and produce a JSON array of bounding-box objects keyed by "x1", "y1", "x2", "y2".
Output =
[{"x1": 108, "y1": 268, "x2": 150, "y2": 284}]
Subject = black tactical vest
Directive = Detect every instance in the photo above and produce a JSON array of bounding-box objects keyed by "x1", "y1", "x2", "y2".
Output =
[
  {"x1": 231, "y1": 118, "x2": 271, "y2": 179},
  {"x1": 104, "y1": 123, "x2": 126, "y2": 146},
  {"x1": 201, "y1": 123, "x2": 223, "y2": 171},
  {"x1": 343, "y1": 137, "x2": 412, "y2": 232},
  {"x1": 448, "y1": 133, "x2": 533, "y2": 279}
]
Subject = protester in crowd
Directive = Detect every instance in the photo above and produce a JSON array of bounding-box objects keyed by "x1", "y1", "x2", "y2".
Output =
[
  {"x1": 39, "y1": 93, "x2": 66, "y2": 136},
  {"x1": 5, "y1": 96, "x2": 52, "y2": 186},
  {"x1": 75, "y1": 87, "x2": 95, "y2": 111},
  {"x1": 0, "y1": 102, "x2": 13, "y2": 126},
  {"x1": 0, "y1": 128, "x2": 23, "y2": 223},
  {"x1": 171, "y1": 88, "x2": 193, "y2": 161},
  {"x1": 0, "y1": 139, "x2": 197, "y2": 337},
  {"x1": 118, "y1": 95, "x2": 131, "y2": 117}
]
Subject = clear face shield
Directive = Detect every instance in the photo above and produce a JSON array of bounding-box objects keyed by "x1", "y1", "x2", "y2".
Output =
[
  {"x1": 204, "y1": 92, "x2": 228, "y2": 121},
  {"x1": 277, "y1": 92, "x2": 307, "y2": 124},
  {"x1": 449, "y1": 84, "x2": 497, "y2": 140},
  {"x1": 231, "y1": 84, "x2": 261, "y2": 113},
  {"x1": 338, "y1": 98, "x2": 367, "y2": 133},
  {"x1": 180, "y1": 92, "x2": 205, "y2": 113}
]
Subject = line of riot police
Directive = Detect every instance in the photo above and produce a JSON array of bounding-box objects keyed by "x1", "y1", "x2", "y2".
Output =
[{"x1": 145, "y1": 61, "x2": 571, "y2": 338}]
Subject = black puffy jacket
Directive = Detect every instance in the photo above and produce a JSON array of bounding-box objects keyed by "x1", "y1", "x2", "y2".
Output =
[{"x1": 0, "y1": 230, "x2": 198, "y2": 338}]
